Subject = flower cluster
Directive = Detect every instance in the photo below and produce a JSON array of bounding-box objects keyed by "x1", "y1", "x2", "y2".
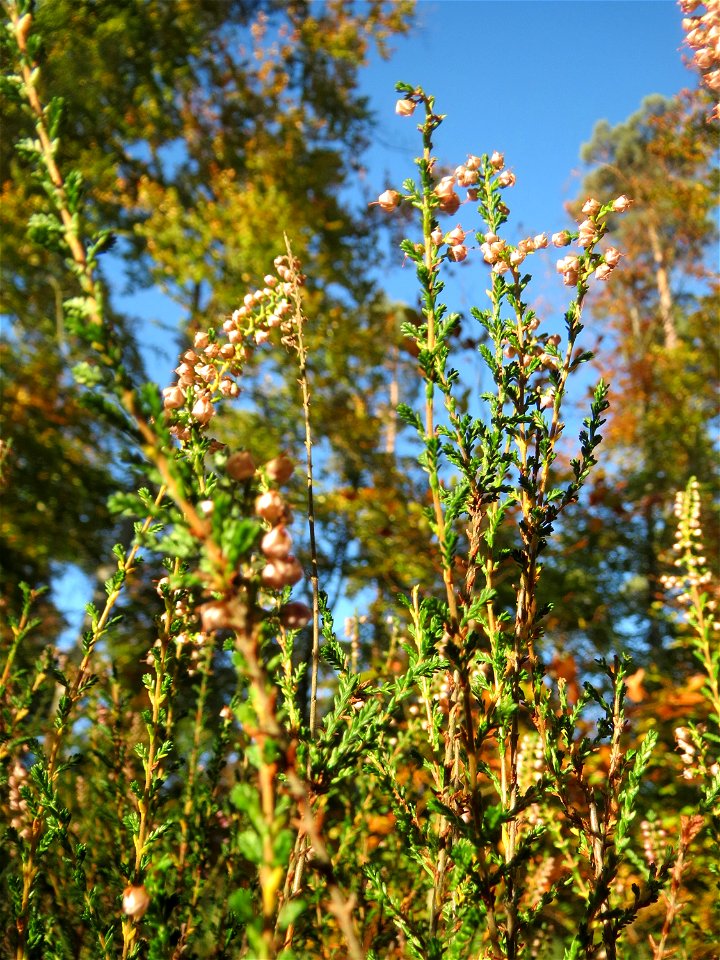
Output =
[
  {"x1": 673, "y1": 724, "x2": 719, "y2": 780},
  {"x1": 161, "y1": 256, "x2": 303, "y2": 441},
  {"x1": 639, "y1": 818, "x2": 668, "y2": 866},
  {"x1": 555, "y1": 195, "x2": 630, "y2": 286},
  {"x1": 373, "y1": 136, "x2": 630, "y2": 289},
  {"x1": 679, "y1": 0, "x2": 720, "y2": 120},
  {"x1": 660, "y1": 478, "x2": 715, "y2": 607}
]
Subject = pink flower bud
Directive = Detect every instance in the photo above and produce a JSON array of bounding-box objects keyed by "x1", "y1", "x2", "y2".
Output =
[
  {"x1": 434, "y1": 176, "x2": 456, "y2": 199},
  {"x1": 265, "y1": 454, "x2": 294, "y2": 484},
  {"x1": 509, "y1": 249, "x2": 525, "y2": 266},
  {"x1": 261, "y1": 524, "x2": 293, "y2": 559},
  {"x1": 492, "y1": 260, "x2": 510, "y2": 275},
  {"x1": 556, "y1": 255, "x2": 580, "y2": 274},
  {"x1": 227, "y1": 451, "x2": 256, "y2": 480},
  {"x1": 562, "y1": 269, "x2": 579, "y2": 286},
  {"x1": 466, "y1": 188, "x2": 479, "y2": 201},
  {"x1": 254, "y1": 329, "x2": 270, "y2": 345},
  {"x1": 261, "y1": 556, "x2": 303, "y2": 589},
  {"x1": 490, "y1": 151, "x2": 504, "y2": 170},
  {"x1": 546, "y1": 334, "x2": 561, "y2": 347},
  {"x1": 497, "y1": 170, "x2": 516, "y2": 188},
  {"x1": 438, "y1": 192, "x2": 460, "y2": 215},
  {"x1": 446, "y1": 225, "x2": 466, "y2": 246},
  {"x1": 195, "y1": 363, "x2": 215, "y2": 383},
  {"x1": 395, "y1": 97, "x2": 417, "y2": 117},
  {"x1": 466, "y1": 154, "x2": 482, "y2": 171},
  {"x1": 595, "y1": 264, "x2": 614, "y2": 281},
  {"x1": 577, "y1": 219, "x2": 597, "y2": 248},
  {"x1": 191, "y1": 395, "x2": 214, "y2": 425},
  {"x1": 200, "y1": 601, "x2": 232, "y2": 632},
  {"x1": 374, "y1": 189, "x2": 401, "y2": 212},
  {"x1": 552, "y1": 231, "x2": 571, "y2": 247},
  {"x1": 611, "y1": 195, "x2": 633, "y2": 212},
  {"x1": 694, "y1": 47, "x2": 715, "y2": 70},
  {"x1": 255, "y1": 490, "x2": 285, "y2": 524},
  {"x1": 455, "y1": 165, "x2": 479, "y2": 187},
  {"x1": 219, "y1": 378, "x2": 239, "y2": 398},
  {"x1": 123, "y1": 885, "x2": 150, "y2": 920},
  {"x1": 193, "y1": 331, "x2": 210, "y2": 350},
  {"x1": 162, "y1": 385, "x2": 185, "y2": 409},
  {"x1": 603, "y1": 246, "x2": 623, "y2": 268},
  {"x1": 581, "y1": 197, "x2": 601, "y2": 217},
  {"x1": 430, "y1": 226, "x2": 443, "y2": 246},
  {"x1": 704, "y1": 68, "x2": 720, "y2": 91},
  {"x1": 533, "y1": 233, "x2": 549, "y2": 249},
  {"x1": 279, "y1": 602, "x2": 312, "y2": 630},
  {"x1": 448, "y1": 244, "x2": 468, "y2": 262},
  {"x1": 175, "y1": 363, "x2": 195, "y2": 386},
  {"x1": 481, "y1": 242, "x2": 497, "y2": 264}
]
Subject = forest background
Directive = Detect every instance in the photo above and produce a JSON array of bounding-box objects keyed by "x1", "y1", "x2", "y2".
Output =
[{"x1": 1, "y1": 0, "x2": 719, "y2": 958}]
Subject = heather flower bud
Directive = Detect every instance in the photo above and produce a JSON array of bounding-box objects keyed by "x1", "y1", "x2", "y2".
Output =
[
  {"x1": 265, "y1": 454, "x2": 294, "y2": 484},
  {"x1": 611, "y1": 195, "x2": 633, "y2": 212},
  {"x1": 533, "y1": 233, "x2": 549, "y2": 248},
  {"x1": 261, "y1": 524, "x2": 292, "y2": 560},
  {"x1": 581, "y1": 197, "x2": 601, "y2": 217},
  {"x1": 395, "y1": 97, "x2": 417, "y2": 117},
  {"x1": 279, "y1": 601, "x2": 312, "y2": 630},
  {"x1": 552, "y1": 231, "x2": 571, "y2": 247},
  {"x1": 466, "y1": 154, "x2": 482, "y2": 171},
  {"x1": 430, "y1": 226, "x2": 443, "y2": 246},
  {"x1": 455, "y1": 165, "x2": 479, "y2": 186},
  {"x1": 577, "y1": 219, "x2": 597, "y2": 248},
  {"x1": 191, "y1": 394, "x2": 214, "y2": 425},
  {"x1": 446, "y1": 225, "x2": 466, "y2": 246},
  {"x1": 448, "y1": 244, "x2": 468, "y2": 263},
  {"x1": 261, "y1": 556, "x2": 304, "y2": 589},
  {"x1": 604, "y1": 246, "x2": 622, "y2": 268},
  {"x1": 194, "y1": 331, "x2": 210, "y2": 350},
  {"x1": 123, "y1": 885, "x2": 150, "y2": 920},
  {"x1": 195, "y1": 363, "x2": 215, "y2": 383},
  {"x1": 226, "y1": 451, "x2": 256, "y2": 480},
  {"x1": 435, "y1": 176, "x2": 456, "y2": 199},
  {"x1": 374, "y1": 189, "x2": 401, "y2": 211},
  {"x1": 162, "y1": 385, "x2": 185, "y2": 409},
  {"x1": 490, "y1": 151, "x2": 504, "y2": 170},
  {"x1": 439, "y1": 192, "x2": 460, "y2": 215},
  {"x1": 199, "y1": 601, "x2": 233, "y2": 632},
  {"x1": 255, "y1": 490, "x2": 285, "y2": 524},
  {"x1": 595, "y1": 263, "x2": 613, "y2": 281},
  {"x1": 497, "y1": 170, "x2": 516, "y2": 188},
  {"x1": 219, "y1": 378, "x2": 239, "y2": 398},
  {"x1": 175, "y1": 363, "x2": 195, "y2": 386}
]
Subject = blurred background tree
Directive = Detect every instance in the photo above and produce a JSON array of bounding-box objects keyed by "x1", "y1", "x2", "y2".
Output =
[
  {"x1": 541, "y1": 86, "x2": 719, "y2": 668},
  {"x1": 1, "y1": 0, "x2": 429, "y2": 653}
]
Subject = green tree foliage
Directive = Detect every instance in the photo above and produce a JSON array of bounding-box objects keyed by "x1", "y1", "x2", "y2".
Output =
[{"x1": 1, "y1": 0, "x2": 420, "y2": 633}]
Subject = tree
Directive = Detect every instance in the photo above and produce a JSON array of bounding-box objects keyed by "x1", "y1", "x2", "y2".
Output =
[
  {"x1": 544, "y1": 87, "x2": 719, "y2": 664},
  {"x1": 1, "y1": 0, "x2": 421, "y2": 634}
]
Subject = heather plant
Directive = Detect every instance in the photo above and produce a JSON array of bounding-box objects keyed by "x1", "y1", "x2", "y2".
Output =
[{"x1": 2, "y1": 2, "x2": 718, "y2": 959}]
